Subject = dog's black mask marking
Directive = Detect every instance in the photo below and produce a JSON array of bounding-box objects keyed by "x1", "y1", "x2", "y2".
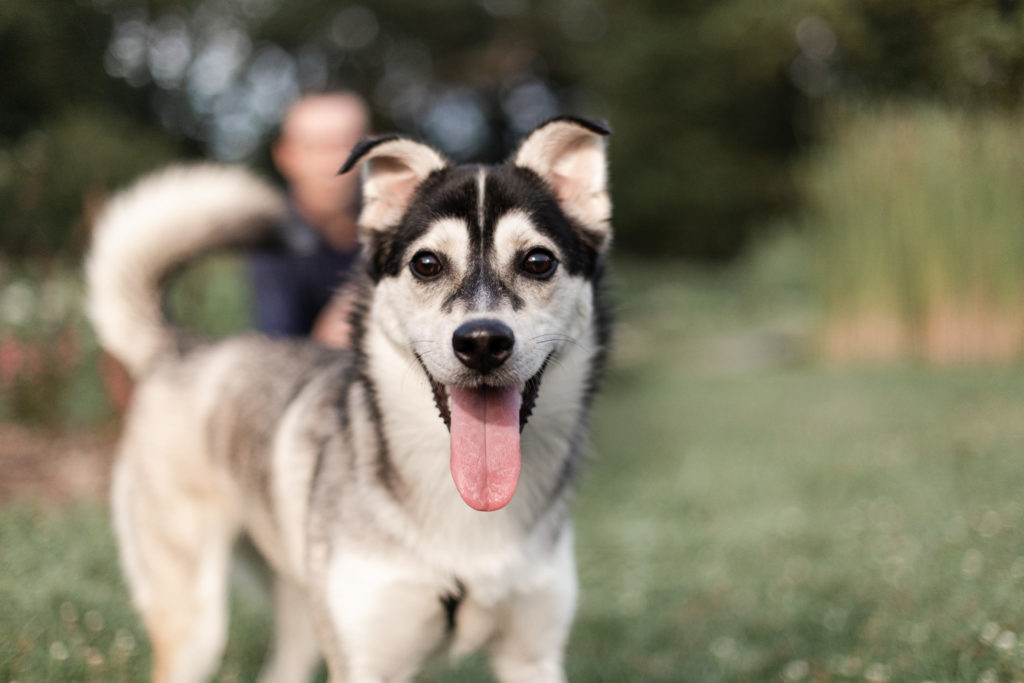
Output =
[{"x1": 368, "y1": 165, "x2": 600, "y2": 286}]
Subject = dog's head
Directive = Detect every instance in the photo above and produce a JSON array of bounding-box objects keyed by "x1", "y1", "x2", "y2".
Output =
[{"x1": 341, "y1": 117, "x2": 611, "y2": 511}]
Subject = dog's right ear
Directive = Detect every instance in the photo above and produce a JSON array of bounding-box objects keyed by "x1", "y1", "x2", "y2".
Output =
[
  {"x1": 513, "y1": 117, "x2": 612, "y2": 250},
  {"x1": 340, "y1": 135, "x2": 449, "y2": 232}
]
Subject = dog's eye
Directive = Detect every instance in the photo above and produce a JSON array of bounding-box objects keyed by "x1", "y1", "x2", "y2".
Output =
[
  {"x1": 410, "y1": 251, "x2": 444, "y2": 279},
  {"x1": 520, "y1": 248, "x2": 558, "y2": 279}
]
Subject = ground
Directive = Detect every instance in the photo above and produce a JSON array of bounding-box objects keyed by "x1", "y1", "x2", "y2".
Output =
[
  {"x1": 0, "y1": 424, "x2": 115, "y2": 504},
  {"x1": 5, "y1": 258, "x2": 1024, "y2": 682}
]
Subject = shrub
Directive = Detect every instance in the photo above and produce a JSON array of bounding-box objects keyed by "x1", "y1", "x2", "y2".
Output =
[{"x1": 0, "y1": 255, "x2": 250, "y2": 427}]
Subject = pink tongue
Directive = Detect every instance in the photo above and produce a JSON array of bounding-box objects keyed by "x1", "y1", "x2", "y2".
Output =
[{"x1": 449, "y1": 385, "x2": 522, "y2": 511}]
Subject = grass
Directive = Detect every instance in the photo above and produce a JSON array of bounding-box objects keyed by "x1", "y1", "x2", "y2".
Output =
[{"x1": 5, "y1": 252, "x2": 1024, "y2": 681}]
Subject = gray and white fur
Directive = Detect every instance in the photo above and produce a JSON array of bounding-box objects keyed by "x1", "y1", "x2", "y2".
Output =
[{"x1": 87, "y1": 117, "x2": 613, "y2": 683}]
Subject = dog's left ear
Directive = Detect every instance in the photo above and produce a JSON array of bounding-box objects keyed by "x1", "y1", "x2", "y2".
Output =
[
  {"x1": 340, "y1": 135, "x2": 449, "y2": 232},
  {"x1": 514, "y1": 117, "x2": 612, "y2": 248}
]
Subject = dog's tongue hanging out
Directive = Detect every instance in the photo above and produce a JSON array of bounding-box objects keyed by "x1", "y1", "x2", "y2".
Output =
[{"x1": 449, "y1": 385, "x2": 522, "y2": 511}]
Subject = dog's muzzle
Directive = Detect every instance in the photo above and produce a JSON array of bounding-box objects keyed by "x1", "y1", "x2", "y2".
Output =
[{"x1": 415, "y1": 318, "x2": 550, "y2": 512}]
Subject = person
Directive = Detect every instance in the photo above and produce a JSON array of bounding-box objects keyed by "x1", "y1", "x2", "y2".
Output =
[{"x1": 250, "y1": 91, "x2": 369, "y2": 347}]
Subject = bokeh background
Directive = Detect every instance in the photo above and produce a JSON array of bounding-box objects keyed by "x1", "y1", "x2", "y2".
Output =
[{"x1": 4, "y1": 1, "x2": 1024, "y2": 681}]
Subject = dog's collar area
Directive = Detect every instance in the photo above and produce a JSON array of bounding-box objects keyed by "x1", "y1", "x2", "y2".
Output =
[{"x1": 428, "y1": 369, "x2": 545, "y2": 433}]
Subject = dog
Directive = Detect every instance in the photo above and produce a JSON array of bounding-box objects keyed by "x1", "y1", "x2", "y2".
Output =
[{"x1": 86, "y1": 116, "x2": 613, "y2": 683}]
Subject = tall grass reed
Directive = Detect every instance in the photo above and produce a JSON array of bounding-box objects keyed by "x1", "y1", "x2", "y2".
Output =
[{"x1": 802, "y1": 103, "x2": 1024, "y2": 362}]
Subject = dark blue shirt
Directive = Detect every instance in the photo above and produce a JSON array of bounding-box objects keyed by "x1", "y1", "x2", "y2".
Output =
[{"x1": 250, "y1": 204, "x2": 360, "y2": 336}]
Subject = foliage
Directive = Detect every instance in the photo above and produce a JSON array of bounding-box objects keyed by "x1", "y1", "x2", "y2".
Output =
[
  {"x1": 3, "y1": 0, "x2": 1023, "y2": 260},
  {"x1": 0, "y1": 263, "x2": 108, "y2": 426},
  {"x1": 0, "y1": 255, "x2": 249, "y2": 426},
  {"x1": 167, "y1": 254, "x2": 253, "y2": 338},
  {"x1": 801, "y1": 103, "x2": 1024, "y2": 362},
  {"x1": 0, "y1": 1, "x2": 185, "y2": 261},
  {"x1": 574, "y1": 0, "x2": 1024, "y2": 257},
  {"x1": 0, "y1": 110, "x2": 183, "y2": 260}
]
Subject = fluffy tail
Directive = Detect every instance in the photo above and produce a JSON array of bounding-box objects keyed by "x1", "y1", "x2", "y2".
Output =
[{"x1": 86, "y1": 164, "x2": 286, "y2": 376}]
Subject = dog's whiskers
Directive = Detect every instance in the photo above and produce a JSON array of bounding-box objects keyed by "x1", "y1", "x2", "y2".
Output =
[{"x1": 531, "y1": 334, "x2": 588, "y2": 351}]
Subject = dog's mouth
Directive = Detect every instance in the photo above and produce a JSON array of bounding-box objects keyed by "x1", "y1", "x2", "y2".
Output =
[
  {"x1": 425, "y1": 367, "x2": 546, "y2": 512},
  {"x1": 428, "y1": 373, "x2": 543, "y2": 434}
]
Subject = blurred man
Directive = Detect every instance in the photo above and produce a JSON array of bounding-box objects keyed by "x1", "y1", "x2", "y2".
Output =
[{"x1": 251, "y1": 91, "x2": 369, "y2": 347}]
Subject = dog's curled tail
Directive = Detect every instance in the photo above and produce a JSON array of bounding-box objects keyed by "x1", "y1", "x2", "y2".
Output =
[{"x1": 86, "y1": 164, "x2": 286, "y2": 376}]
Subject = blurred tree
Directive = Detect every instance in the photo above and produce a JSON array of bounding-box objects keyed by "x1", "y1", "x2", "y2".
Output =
[
  {"x1": 2, "y1": 0, "x2": 1020, "y2": 260},
  {"x1": 569, "y1": 2, "x2": 802, "y2": 258},
  {"x1": 0, "y1": 0, "x2": 184, "y2": 260},
  {"x1": 571, "y1": 0, "x2": 1024, "y2": 257}
]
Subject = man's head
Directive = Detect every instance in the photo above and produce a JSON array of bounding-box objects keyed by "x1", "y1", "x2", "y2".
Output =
[{"x1": 274, "y1": 92, "x2": 370, "y2": 228}]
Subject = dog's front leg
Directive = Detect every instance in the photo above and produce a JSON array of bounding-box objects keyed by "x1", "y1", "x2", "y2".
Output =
[
  {"x1": 320, "y1": 551, "x2": 448, "y2": 682},
  {"x1": 488, "y1": 529, "x2": 578, "y2": 683}
]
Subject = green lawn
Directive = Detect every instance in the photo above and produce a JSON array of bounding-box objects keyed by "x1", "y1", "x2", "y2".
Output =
[{"x1": 4, "y1": 256, "x2": 1024, "y2": 682}]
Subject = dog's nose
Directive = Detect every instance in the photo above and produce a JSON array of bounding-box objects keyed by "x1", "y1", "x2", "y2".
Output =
[{"x1": 452, "y1": 320, "x2": 515, "y2": 373}]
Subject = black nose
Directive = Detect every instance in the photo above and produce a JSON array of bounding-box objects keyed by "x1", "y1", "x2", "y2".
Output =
[{"x1": 452, "y1": 320, "x2": 515, "y2": 373}]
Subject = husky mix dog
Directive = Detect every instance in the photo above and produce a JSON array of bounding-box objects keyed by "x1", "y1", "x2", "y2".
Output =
[{"x1": 86, "y1": 117, "x2": 613, "y2": 683}]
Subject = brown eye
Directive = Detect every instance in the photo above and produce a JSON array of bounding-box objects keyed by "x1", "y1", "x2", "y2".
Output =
[
  {"x1": 410, "y1": 251, "x2": 443, "y2": 279},
  {"x1": 520, "y1": 248, "x2": 558, "y2": 279}
]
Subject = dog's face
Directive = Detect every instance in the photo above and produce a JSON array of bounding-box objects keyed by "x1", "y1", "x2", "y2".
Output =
[{"x1": 342, "y1": 118, "x2": 611, "y2": 511}]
